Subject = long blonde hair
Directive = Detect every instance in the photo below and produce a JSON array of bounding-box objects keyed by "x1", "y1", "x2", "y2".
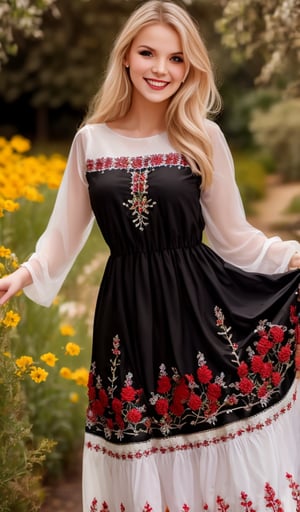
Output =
[{"x1": 83, "y1": 1, "x2": 222, "y2": 187}]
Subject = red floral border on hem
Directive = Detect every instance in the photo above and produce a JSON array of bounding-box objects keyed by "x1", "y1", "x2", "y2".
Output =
[
  {"x1": 85, "y1": 385, "x2": 297, "y2": 460},
  {"x1": 89, "y1": 472, "x2": 300, "y2": 511}
]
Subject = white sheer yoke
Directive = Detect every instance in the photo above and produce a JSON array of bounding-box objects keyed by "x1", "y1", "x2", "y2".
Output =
[{"x1": 22, "y1": 122, "x2": 300, "y2": 307}]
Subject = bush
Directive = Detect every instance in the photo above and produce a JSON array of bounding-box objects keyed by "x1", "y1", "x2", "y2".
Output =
[{"x1": 250, "y1": 99, "x2": 300, "y2": 182}]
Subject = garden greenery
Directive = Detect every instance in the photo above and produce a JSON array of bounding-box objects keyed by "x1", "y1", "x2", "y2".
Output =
[{"x1": 0, "y1": 135, "x2": 92, "y2": 508}]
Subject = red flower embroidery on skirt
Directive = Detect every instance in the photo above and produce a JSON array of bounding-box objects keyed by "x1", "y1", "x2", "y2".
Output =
[
  {"x1": 86, "y1": 302, "x2": 298, "y2": 440},
  {"x1": 89, "y1": 473, "x2": 300, "y2": 511}
]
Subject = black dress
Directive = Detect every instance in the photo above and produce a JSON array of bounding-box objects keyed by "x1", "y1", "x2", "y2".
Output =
[{"x1": 23, "y1": 122, "x2": 300, "y2": 511}]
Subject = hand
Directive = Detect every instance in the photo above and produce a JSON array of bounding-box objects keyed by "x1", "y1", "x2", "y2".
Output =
[
  {"x1": 0, "y1": 267, "x2": 32, "y2": 306},
  {"x1": 288, "y1": 252, "x2": 300, "y2": 271}
]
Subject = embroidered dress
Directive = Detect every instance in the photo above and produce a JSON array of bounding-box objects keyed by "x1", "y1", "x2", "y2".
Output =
[{"x1": 22, "y1": 122, "x2": 300, "y2": 512}]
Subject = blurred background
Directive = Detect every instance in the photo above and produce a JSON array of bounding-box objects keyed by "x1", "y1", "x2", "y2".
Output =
[{"x1": 0, "y1": 1, "x2": 299, "y2": 511}]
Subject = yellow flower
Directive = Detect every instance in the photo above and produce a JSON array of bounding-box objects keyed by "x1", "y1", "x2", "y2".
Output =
[
  {"x1": 10, "y1": 135, "x2": 31, "y2": 153},
  {"x1": 2, "y1": 310, "x2": 21, "y2": 327},
  {"x1": 71, "y1": 367, "x2": 89, "y2": 386},
  {"x1": 65, "y1": 342, "x2": 80, "y2": 356},
  {"x1": 59, "y1": 366, "x2": 73, "y2": 379},
  {"x1": 16, "y1": 355, "x2": 34, "y2": 372},
  {"x1": 3, "y1": 351, "x2": 11, "y2": 358},
  {"x1": 52, "y1": 296, "x2": 61, "y2": 306},
  {"x1": 3, "y1": 199, "x2": 20, "y2": 212},
  {"x1": 40, "y1": 352, "x2": 58, "y2": 367},
  {"x1": 69, "y1": 392, "x2": 79, "y2": 403},
  {"x1": 0, "y1": 245, "x2": 11, "y2": 258},
  {"x1": 60, "y1": 324, "x2": 76, "y2": 337},
  {"x1": 30, "y1": 366, "x2": 48, "y2": 383}
]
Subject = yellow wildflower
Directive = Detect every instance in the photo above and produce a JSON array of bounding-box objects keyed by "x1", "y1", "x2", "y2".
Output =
[
  {"x1": 65, "y1": 342, "x2": 81, "y2": 356},
  {"x1": 0, "y1": 245, "x2": 11, "y2": 258},
  {"x1": 22, "y1": 186, "x2": 44, "y2": 202},
  {"x1": 71, "y1": 367, "x2": 89, "y2": 386},
  {"x1": 59, "y1": 366, "x2": 73, "y2": 379},
  {"x1": 40, "y1": 352, "x2": 58, "y2": 367},
  {"x1": 52, "y1": 296, "x2": 61, "y2": 306},
  {"x1": 69, "y1": 392, "x2": 79, "y2": 403},
  {"x1": 3, "y1": 199, "x2": 20, "y2": 212},
  {"x1": 60, "y1": 324, "x2": 76, "y2": 337},
  {"x1": 16, "y1": 355, "x2": 34, "y2": 372},
  {"x1": 30, "y1": 366, "x2": 48, "y2": 383},
  {"x1": 3, "y1": 351, "x2": 11, "y2": 358},
  {"x1": 2, "y1": 310, "x2": 21, "y2": 327},
  {"x1": 0, "y1": 136, "x2": 7, "y2": 148},
  {"x1": 10, "y1": 135, "x2": 31, "y2": 153}
]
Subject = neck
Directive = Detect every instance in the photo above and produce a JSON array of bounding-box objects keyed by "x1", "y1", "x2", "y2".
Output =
[{"x1": 120, "y1": 96, "x2": 168, "y2": 137}]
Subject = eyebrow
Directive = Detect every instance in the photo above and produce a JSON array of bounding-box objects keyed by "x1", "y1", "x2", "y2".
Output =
[{"x1": 137, "y1": 45, "x2": 183, "y2": 55}]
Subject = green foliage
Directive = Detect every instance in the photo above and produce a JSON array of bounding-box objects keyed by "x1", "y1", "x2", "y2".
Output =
[
  {"x1": 0, "y1": 138, "x2": 108, "y2": 491},
  {"x1": 216, "y1": 0, "x2": 300, "y2": 93},
  {"x1": 0, "y1": 0, "x2": 221, "y2": 110},
  {"x1": 285, "y1": 195, "x2": 300, "y2": 214},
  {"x1": 6, "y1": 189, "x2": 107, "y2": 479},
  {"x1": 250, "y1": 99, "x2": 300, "y2": 182},
  {"x1": 233, "y1": 151, "x2": 267, "y2": 213},
  {"x1": 0, "y1": 0, "x2": 58, "y2": 67},
  {"x1": 0, "y1": 281, "x2": 54, "y2": 511}
]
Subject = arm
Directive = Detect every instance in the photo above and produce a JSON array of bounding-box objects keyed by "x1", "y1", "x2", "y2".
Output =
[
  {"x1": 4, "y1": 129, "x2": 94, "y2": 307},
  {"x1": 201, "y1": 121, "x2": 300, "y2": 273}
]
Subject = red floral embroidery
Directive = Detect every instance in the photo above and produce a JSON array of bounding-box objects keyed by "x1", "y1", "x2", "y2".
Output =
[
  {"x1": 240, "y1": 491, "x2": 256, "y2": 511},
  {"x1": 89, "y1": 473, "x2": 300, "y2": 512},
  {"x1": 286, "y1": 472, "x2": 300, "y2": 511},
  {"x1": 264, "y1": 482, "x2": 284, "y2": 511},
  {"x1": 89, "y1": 474, "x2": 300, "y2": 511},
  {"x1": 122, "y1": 169, "x2": 157, "y2": 230},
  {"x1": 85, "y1": 153, "x2": 188, "y2": 173},
  {"x1": 86, "y1": 302, "x2": 298, "y2": 440},
  {"x1": 86, "y1": 152, "x2": 189, "y2": 231}
]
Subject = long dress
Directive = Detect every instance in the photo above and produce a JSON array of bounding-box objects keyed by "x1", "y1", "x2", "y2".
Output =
[{"x1": 22, "y1": 121, "x2": 300, "y2": 511}]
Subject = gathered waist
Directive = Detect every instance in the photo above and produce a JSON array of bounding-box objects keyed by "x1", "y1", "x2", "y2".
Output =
[{"x1": 109, "y1": 239, "x2": 203, "y2": 258}]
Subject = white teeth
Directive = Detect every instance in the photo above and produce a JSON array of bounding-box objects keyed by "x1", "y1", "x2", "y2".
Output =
[{"x1": 146, "y1": 79, "x2": 167, "y2": 87}]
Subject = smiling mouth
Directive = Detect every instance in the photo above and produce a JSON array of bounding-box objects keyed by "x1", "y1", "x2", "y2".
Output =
[{"x1": 144, "y1": 78, "x2": 169, "y2": 90}]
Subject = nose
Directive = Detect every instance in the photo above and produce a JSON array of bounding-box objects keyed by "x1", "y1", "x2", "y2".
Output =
[{"x1": 151, "y1": 58, "x2": 167, "y2": 75}]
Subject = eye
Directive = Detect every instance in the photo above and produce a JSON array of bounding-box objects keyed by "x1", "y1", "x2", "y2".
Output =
[
  {"x1": 171, "y1": 55, "x2": 184, "y2": 63},
  {"x1": 139, "y1": 50, "x2": 153, "y2": 57}
]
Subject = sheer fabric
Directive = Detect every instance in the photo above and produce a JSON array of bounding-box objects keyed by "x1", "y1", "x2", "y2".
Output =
[{"x1": 21, "y1": 121, "x2": 300, "y2": 306}]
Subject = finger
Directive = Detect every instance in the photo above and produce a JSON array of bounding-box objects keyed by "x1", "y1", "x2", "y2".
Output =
[
  {"x1": 0, "y1": 284, "x2": 18, "y2": 305},
  {"x1": 0, "y1": 291, "x2": 13, "y2": 306}
]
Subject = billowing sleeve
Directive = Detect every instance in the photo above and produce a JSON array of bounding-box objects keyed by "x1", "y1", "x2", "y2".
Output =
[
  {"x1": 21, "y1": 129, "x2": 94, "y2": 307},
  {"x1": 201, "y1": 121, "x2": 300, "y2": 273}
]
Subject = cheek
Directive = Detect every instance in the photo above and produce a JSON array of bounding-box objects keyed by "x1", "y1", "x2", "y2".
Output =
[{"x1": 171, "y1": 66, "x2": 186, "y2": 83}]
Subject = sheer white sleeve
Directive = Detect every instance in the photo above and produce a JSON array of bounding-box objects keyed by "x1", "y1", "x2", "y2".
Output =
[
  {"x1": 21, "y1": 130, "x2": 94, "y2": 307},
  {"x1": 201, "y1": 121, "x2": 300, "y2": 274}
]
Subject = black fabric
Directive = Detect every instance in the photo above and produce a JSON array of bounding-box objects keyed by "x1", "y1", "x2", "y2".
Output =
[{"x1": 85, "y1": 163, "x2": 300, "y2": 444}]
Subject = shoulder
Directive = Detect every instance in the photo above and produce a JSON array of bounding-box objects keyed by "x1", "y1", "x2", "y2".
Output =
[
  {"x1": 74, "y1": 123, "x2": 107, "y2": 141},
  {"x1": 203, "y1": 118, "x2": 223, "y2": 140}
]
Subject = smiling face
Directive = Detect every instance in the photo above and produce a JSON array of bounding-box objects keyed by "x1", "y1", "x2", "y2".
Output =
[{"x1": 125, "y1": 23, "x2": 187, "y2": 108}]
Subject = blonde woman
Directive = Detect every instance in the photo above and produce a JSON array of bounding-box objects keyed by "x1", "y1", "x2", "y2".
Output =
[{"x1": 1, "y1": 1, "x2": 300, "y2": 510}]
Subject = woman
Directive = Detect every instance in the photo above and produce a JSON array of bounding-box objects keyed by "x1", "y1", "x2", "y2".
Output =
[{"x1": 1, "y1": 1, "x2": 300, "y2": 510}]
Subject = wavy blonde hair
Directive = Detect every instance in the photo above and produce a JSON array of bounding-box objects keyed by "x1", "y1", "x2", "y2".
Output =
[{"x1": 83, "y1": 0, "x2": 222, "y2": 187}]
